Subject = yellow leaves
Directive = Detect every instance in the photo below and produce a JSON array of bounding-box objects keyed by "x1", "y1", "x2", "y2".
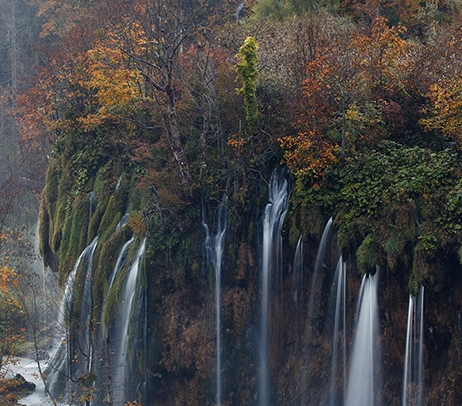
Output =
[
  {"x1": 79, "y1": 52, "x2": 143, "y2": 131},
  {"x1": 421, "y1": 78, "x2": 462, "y2": 140},
  {"x1": 128, "y1": 211, "x2": 147, "y2": 235},
  {"x1": 279, "y1": 131, "x2": 339, "y2": 179},
  {"x1": 51, "y1": 31, "x2": 145, "y2": 131},
  {"x1": 0, "y1": 264, "x2": 25, "y2": 362},
  {"x1": 281, "y1": 16, "x2": 418, "y2": 184},
  {"x1": 227, "y1": 133, "x2": 247, "y2": 153},
  {"x1": 0, "y1": 266, "x2": 18, "y2": 296},
  {"x1": 350, "y1": 17, "x2": 412, "y2": 94}
]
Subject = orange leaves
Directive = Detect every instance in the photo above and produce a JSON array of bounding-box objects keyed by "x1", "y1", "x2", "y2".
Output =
[
  {"x1": 279, "y1": 16, "x2": 414, "y2": 182},
  {"x1": 279, "y1": 131, "x2": 339, "y2": 179},
  {"x1": 350, "y1": 17, "x2": 412, "y2": 97},
  {"x1": 419, "y1": 25, "x2": 462, "y2": 141},
  {"x1": 0, "y1": 265, "x2": 18, "y2": 295},
  {"x1": 421, "y1": 78, "x2": 462, "y2": 140},
  {"x1": 301, "y1": 56, "x2": 337, "y2": 129},
  {"x1": 227, "y1": 133, "x2": 247, "y2": 153},
  {"x1": 342, "y1": 0, "x2": 425, "y2": 26},
  {"x1": 80, "y1": 41, "x2": 143, "y2": 131}
]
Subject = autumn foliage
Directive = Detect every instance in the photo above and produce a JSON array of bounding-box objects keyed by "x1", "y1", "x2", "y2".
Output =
[
  {"x1": 15, "y1": 0, "x2": 462, "y2": 199},
  {"x1": 277, "y1": 14, "x2": 455, "y2": 183}
]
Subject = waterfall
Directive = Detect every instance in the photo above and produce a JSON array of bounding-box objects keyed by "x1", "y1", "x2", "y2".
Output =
[
  {"x1": 88, "y1": 191, "x2": 96, "y2": 219},
  {"x1": 203, "y1": 198, "x2": 227, "y2": 405},
  {"x1": 46, "y1": 236, "x2": 99, "y2": 399},
  {"x1": 115, "y1": 176, "x2": 122, "y2": 191},
  {"x1": 403, "y1": 295, "x2": 414, "y2": 406},
  {"x1": 291, "y1": 236, "x2": 303, "y2": 308},
  {"x1": 307, "y1": 217, "x2": 334, "y2": 334},
  {"x1": 417, "y1": 286, "x2": 424, "y2": 405},
  {"x1": 259, "y1": 169, "x2": 289, "y2": 406},
  {"x1": 111, "y1": 238, "x2": 146, "y2": 406},
  {"x1": 345, "y1": 271, "x2": 382, "y2": 406},
  {"x1": 116, "y1": 207, "x2": 130, "y2": 231},
  {"x1": 108, "y1": 237, "x2": 135, "y2": 292},
  {"x1": 80, "y1": 237, "x2": 99, "y2": 376},
  {"x1": 402, "y1": 286, "x2": 425, "y2": 406},
  {"x1": 301, "y1": 217, "x2": 335, "y2": 405},
  {"x1": 328, "y1": 257, "x2": 347, "y2": 406}
]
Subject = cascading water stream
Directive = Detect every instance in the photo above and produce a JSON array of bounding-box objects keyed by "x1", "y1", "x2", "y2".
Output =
[
  {"x1": 328, "y1": 257, "x2": 347, "y2": 406},
  {"x1": 116, "y1": 207, "x2": 130, "y2": 231},
  {"x1": 108, "y1": 237, "x2": 134, "y2": 293},
  {"x1": 291, "y1": 236, "x2": 303, "y2": 308},
  {"x1": 259, "y1": 169, "x2": 289, "y2": 406},
  {"x1": 402, "y1": 286, "x2": 425, "y2": 406},
  {"x1": 307, "y1": 217, "x2": 334, "y2": 332},
  {"x1": 403, "y1": 295, "x2": 413, "y2": 406},
  {"x1": 345, "y1": 271, "x2": 382, "y2": 406},
  {"x1": 301, "y1": 217, "x2": 334, "y2": 405},
  {"x1": 417, "y1": 286, "x2": 424, "y2": 405},
  {"x1": 112, "y1": 238, "x2": 146, "y2": 406},
  {"x1": 88, "y1": 191, "x2": 95, "y2": 219},
  {"x1": 46, "y1": 236, "x2": 99, "y2": 399},
  {"x1": 203, "y1": 199, "x2": 227, "y2": 405},
  {"x1": 80, "y1": 237, "x2": 99, "y2": 375},
  {"x1": 115, "y1": 176, "x2": 122, "y2": 191}
]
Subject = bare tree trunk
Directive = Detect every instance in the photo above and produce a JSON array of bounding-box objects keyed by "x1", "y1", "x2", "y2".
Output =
[{"x1": 166, "y1": 94, "x2": 193, "y2": 194}]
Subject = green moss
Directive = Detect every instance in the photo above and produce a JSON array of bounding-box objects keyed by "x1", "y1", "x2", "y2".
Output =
[
  {"x1": 58, "y1": 193, "x2": 90, "y2": 285},
  {"x1": 86, "y1": 161, "x2": 129, "y2": 241},
  {"x1": 51, "y1": 194, "x2": 68, "y2": 252},
  {"x1": 70, "y1": 245, "x2": 95, "y2": 329},
  {"x1": 102, "y1": 262, "x2": 124, "y2": 327},
  {"x1": 39, "y1": 158, "x2": 63, "y2": 266},
  {"x1": 44, "y1": 158, "x2": 75, "y2": 259},
  {"x1": 356, "y1": 234, "x2": 379, "y2": 275},
  {"x1": 92, "y1": 227, "x2": 132, "y2": 320},
  {"x1": 97, "y1": 193, "x2": 127, "y2": 244},
  {"x1": 288, "y1": 215, "x2": 301, "y2": 246},
  {"x1": 102, "y1": 238, "x2": 141, "y2": 328}
]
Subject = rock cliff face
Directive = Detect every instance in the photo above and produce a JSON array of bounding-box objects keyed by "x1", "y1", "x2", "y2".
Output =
[{"x1": 39, "y1": 157, "x2": 462, "y2": 405}]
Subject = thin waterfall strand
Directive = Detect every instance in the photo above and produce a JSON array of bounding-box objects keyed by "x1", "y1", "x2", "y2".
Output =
[
  {"x1": 345, "y1": 272, "x2": 382, "y2": 406},
  {"x1": 307, "y1": 218, "x2": 334, "y2": 330},
  {"x1": 402, "y1": 286, "x2": 425, "y2": 406},
  {"x1": 301, "y1": 217, "x2": 334, "y2": 405},
  {"x1": 417, "y1": 286, "x2": 425, "y2": 405},
  {"x1": 259, "y1": 170, "x2": 289, "y2": 406},
  {"x1": 46, "y1": 237, "x2": 99, "y2": 398},
  {"x1": 329, "y1": 257, "x2": 347, "y2": 406},
  {"x1": 203, "y1": 200, "x2": 227, "y2": 405},
  {"x1": 108, "y1": 237, "x2": 135, "y2": 293},
  {"x1": 112, "y1": 238, "x2": 146, "y2": 406},
  {"x1": 291, "y1": 236, "x2": 303, "y2": 307},
  {"x1": 402, "y1": 295, "x2": 414, "y2": 406}
]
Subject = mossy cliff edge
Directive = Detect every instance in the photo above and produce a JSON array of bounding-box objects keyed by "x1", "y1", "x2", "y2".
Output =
[{"x1": 36, "y1": 141, "x2": 462, "y2": 405}]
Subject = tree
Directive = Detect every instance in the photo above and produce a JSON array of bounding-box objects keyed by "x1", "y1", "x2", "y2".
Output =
[
  {"x1": 0, "y1": 178, "x2": 31, "y2": 376},
  {"x1": 279, "y1": 16, "x2": 415, "y2": 183},
  {"x1": 95, "y1": 0, "x2": 195, "y2": 195},
  {"x1": 419, "y1": 26, "x2": 462, "y2": 141},
  {"x1": 0, "y1": 265, "x2": 25, "y2": 374},
  {"x1": 235, "y1": 37, "x2": 259, "y2": 139},
  {"x1": 15, "y1": 270, "x2": 59, "y2": 405},
  {"x1": 420, "y1": 77, "x2": 462, "y2": 141}
]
